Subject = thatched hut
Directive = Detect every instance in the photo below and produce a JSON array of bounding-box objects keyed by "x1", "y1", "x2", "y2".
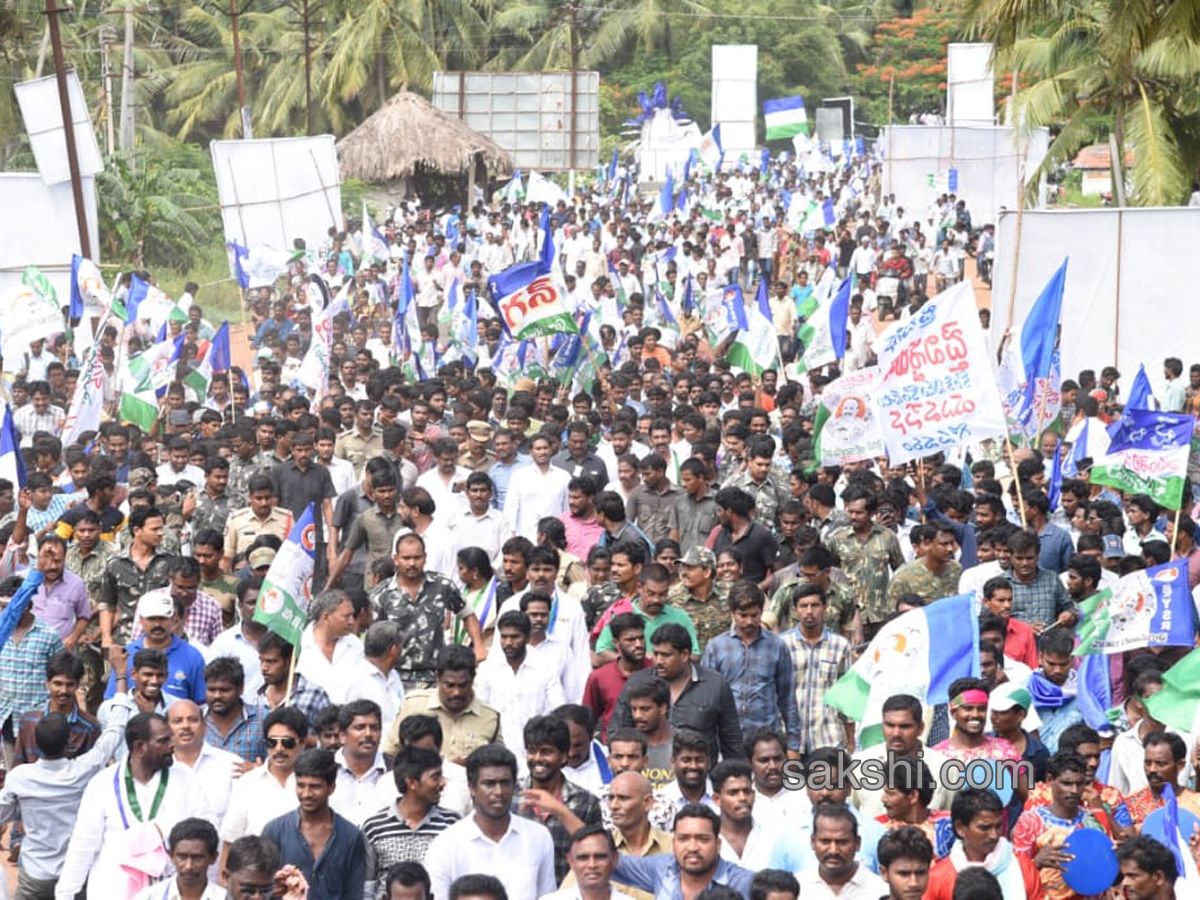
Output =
[{"x1": 336, "y1": 90, "x2": 514, "y2": 206}]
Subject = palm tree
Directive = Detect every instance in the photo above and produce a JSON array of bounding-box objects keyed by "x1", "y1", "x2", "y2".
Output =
[{"x1": 965, "y1": 0, "x2": 1200, "y2": 206}]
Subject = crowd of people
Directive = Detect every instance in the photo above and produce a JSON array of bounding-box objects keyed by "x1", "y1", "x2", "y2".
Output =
[{"x1": 0, "y1": 156, "x2": 1198, "y2": 900}]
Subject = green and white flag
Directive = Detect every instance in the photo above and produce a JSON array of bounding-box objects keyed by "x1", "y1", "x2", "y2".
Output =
[
  {"x1": 764, "y1": 96, "x2": 808, "y2": 141},
  {"x1": 252, "y1": 504, "x2": 313, "y2": 646},
  {"x1": 793, "y1": 270, "x2": 850, "y2": 375},
  {"x1": 1090, "y1": 409, "x2": 1194, "y2": 510},
  {"x1": 183, "y1": 321, "x2": 230, "y2": 403},
  {"x1": 119, "y1": 344, "x2": 175, "y2": 431},
  {"x1": 727, "y1": 280, "x2": 778, "y2": 378}
]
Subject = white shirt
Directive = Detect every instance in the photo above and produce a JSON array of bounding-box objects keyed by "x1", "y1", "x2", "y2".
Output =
[
  {"x1": 174, "y1": 743, "x2": 241, "y2": 831},
  {"x1": 322, "y1": 457, "x2": 357, "y2": 496},
  {"x1": 475, "y1": 656, "x2": 565, "y2": 763},
  {"x1": 336, "y1": 657, "x2": 406, "y2": 727},
  {"x1": 504, "y1": 465, "x2": 571, "y2": 540},
  {"x1": 296, "y1": 624, "x2": 363, "y2": 699},
  {"x1": 959, "y1": 560, "x2": 1005, "y2": 606},
  {"x1": 1108, "y1": 725, "x2": 1195, "y2": 795},
  {"x1": 330, "y1": 749, "x2": 390, "y2": 826},
  {"x1": 753, "y1": 785, "x2": 812, "y2": 831},
  {"x1": 542, "y1": 888, "x2": 638, "y2": 900},
  {"x1": 425, "y1": 814, "x2": 557, "y2": 900},
  {"x1": 133, "y1": 880, "x2": 225, "y2": 900},
  {"x1": 156, "y1": 463, "x2": 206, "y2": 487},
  {"x1": 718, "y1": 818, "x2": 775, "y2": 870},
  {"x1": 218, "y1": 764, "x2": 297, "y2": 843},
  {"x1": 448, "y1": 507, "x2": 514, "y2": 570},
  {"x1": 204, "y1": 626, "x2": 265, "y2": 705},
  {"x1": 416, "y1": 466, "x2": 473, "y2": 524},
  {"x1": 491, "y1": 590, "x2": 592, "y2": 702},
  {"x1": 796, "y1": 865, "x2": 888, "y2": 900},
  {"x1": 56, "y1": 763, "x2": 213, "y2": 900}
]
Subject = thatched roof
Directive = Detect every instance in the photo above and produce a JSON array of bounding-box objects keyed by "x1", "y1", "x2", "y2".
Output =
[{"x1": 336, "y1": 91, "x2": 514, "y2": 182}]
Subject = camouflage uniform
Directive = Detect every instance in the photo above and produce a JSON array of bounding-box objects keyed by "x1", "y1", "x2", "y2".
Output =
[
  {"x1": 582, "y1": 581, "x2": 622, "y2": 633},
  {"x1": 886, "y1": 559, "x2": 964, "y2": 605},
  {"x1": 766, "y1": 567, "x2": 861, "y2": 638},
  {"x1": 669, "y1": 581, "x2": 731, "y2": 653},
  {"x1": 65, "y1": 540, "x2": 117, "y2": 712},
  {"x1": 370, "y1": 572, "x2": 467, "y2": 690},
  {"x1": 100, "y1": 551, "x2": 173, "y2": 644},
  {"x1": 722, "y1": 470, "x2": 790, "y2": 529},
  {"x1": 228, "y1": 454, "x2": 274, "y2": 507},
  {"x1": 202, "y1": 572, "x2": 242, "y2": 628},
  {"x1": 826, "y1": 524, "x2": 906, "y2": 626},
  {"x1": 193, "y1": 491, "x2": 235, "y2": 538}
]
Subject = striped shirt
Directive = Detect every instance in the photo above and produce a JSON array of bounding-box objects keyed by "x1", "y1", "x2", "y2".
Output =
[
  {"x1": 781, "y1": 627, "x2": 852, "y2": 753},
  {"x1": 0, "y1": 621, "x2": 64, "y2": 731},
  {"x1": 362, "y1": 803, "x2": 459, "y2": 896}
]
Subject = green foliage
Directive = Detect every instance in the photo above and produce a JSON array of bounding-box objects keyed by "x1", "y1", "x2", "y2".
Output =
[
  {"x1": 967, "y1": 0, "x2": 1200, "y2": 206},
  {"x1": 95, "y1": 142, "x2": 222, "y2": 274},
  {"x1": 850, "y1": 7, "x2": 961, "y2": 125}
]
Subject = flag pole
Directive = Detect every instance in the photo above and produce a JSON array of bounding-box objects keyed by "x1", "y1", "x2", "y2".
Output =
[
  {"x1": 1004, "y1": 159, "x2": 1027, "y2": 337},
  {"x1": 283, "y1": 640, "x2": 299, "y2": 704},
  {"x1": 1006, "y1": 439, "x2": 1028, "y2": 527}
]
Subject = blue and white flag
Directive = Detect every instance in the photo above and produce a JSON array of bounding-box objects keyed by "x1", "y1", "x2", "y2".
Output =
[
  {"x1": 827, "y1": 594, "x2": 979, "y2": 747},
  {"x1": 0, "y1": 405, "x2": 26, "y2": 490},
  {"x1": 652, "y1": 170, "x2": 675, "y2": 222},
  {"x1": 453, "y1": 289, "x2": 479, "y2": 366},
  {"x1": 1126, "y1": 364, "x2": 1155, "y2": 411},
  {"x1": 698, "y1": 125, "x2": 723, "y2": 172},
  {"x1": 361, "y1": 203, "x2": 390, "y2": 265},
  {"x1": 1076, "y1": 560, "x2": 1193, "y2": 654}
]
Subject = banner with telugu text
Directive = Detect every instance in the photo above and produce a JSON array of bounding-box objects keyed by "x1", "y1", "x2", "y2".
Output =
[{"x1": 872, "y1": 281, "x2": 1006, "y2": 464}]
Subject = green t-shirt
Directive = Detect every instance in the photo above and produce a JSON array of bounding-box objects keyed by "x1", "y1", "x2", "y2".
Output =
[{"x1": 595, "y1": 603, "x2": 700, "y2": 655}]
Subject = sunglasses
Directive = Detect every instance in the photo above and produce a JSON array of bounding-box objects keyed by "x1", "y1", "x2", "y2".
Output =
[{"x1": 266, "y1": 736, "x2": 298, "y2": 749}]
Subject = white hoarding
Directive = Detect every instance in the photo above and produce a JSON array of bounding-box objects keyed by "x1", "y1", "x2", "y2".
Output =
[
  {"x1": 0, "y1": 172, "x2": 99, "y2": 308},
  {"x1": 946, "y1": 43, "x2": 995, "y2": 127},
  {"x1": 711, "y1": 45, "x2": 758, "y2": 162},
  {"x1": 994, "y1": 207, "x2": 1200, "y2": 380},
  {"x1": 431, "y1": 72, "x2": 600, "y2": 171},
  {"x1": 211, "y1": 136, "x2": 342, "y2": 252},
  {"x1": 881, "y1": 125, "x2": 1048, "y2": 226},
  {"x1": 14, "y1": 72, "x2": 104, "y2": 186}
]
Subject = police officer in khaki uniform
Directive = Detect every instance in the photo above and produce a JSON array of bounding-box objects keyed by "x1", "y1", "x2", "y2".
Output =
[
  {"x1": 334, "y1": 399, "x2": 383, "y2": 478},
  {"x1": 459, "y1": 420, "x2": 495, "y2": 474},
  {"x1": 222, "y1": 473, "x2": 294, "y2": 570}
]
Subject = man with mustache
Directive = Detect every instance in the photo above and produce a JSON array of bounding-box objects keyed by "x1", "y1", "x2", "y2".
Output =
[
  {"x1": 613, "y1": 803, "x2": 754, "y2": 900},
  {"x1": 797, "y1": 804, "x2": 887, "y2": 900}
]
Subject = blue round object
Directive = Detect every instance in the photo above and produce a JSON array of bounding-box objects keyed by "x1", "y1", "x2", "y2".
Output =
[{"x1": 1061, "y1": 827, "x2": 1118, "y2": 896}]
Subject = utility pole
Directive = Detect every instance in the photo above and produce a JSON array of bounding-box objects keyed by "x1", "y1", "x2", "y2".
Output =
[
  {"x1": 45, "y1": 0, "x2": 92, "y2": 258},
  {"x1": 230, "y1": 0, "x2": 251, "y2": 138},
  {"x1": 100, "y1": 35, "x2": 115, "y2": 155},
  {"x1": 302, "y1": 0, "x2": 312, "y2": 135},
  {"x1": 118, "y1": 0, "x2": 135, "y2": 156}
]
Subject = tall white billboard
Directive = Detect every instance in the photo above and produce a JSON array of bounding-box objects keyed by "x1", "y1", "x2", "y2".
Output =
[
  {"x1": 211, "y1": 136, "x2": 342, "y2": 251},
  {"x1": 946, "y1": 43, "x2": 995, "y2": 127},
  {"x1": 711, "y1": 45, "x2": 758, "y2": 163}
]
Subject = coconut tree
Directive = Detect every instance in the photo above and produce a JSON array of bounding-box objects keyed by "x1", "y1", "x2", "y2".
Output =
[{"x1": 965, "y1": 0, "x2": 1200, "y2": 206}]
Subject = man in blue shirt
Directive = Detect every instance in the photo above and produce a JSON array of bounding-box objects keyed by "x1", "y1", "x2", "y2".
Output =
[
  {"x1": 613, "y1": 803, "x2": 754, "y2": 900},
  {"x1": 105, "y1": 592, "x2": 205, "y2": 703},
  {"x1": 262, "y1": 748, "x2": 367, "y2": 900},
  {"x1": 700, "y1": 582, "x2": 800, "y2": 750}
]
